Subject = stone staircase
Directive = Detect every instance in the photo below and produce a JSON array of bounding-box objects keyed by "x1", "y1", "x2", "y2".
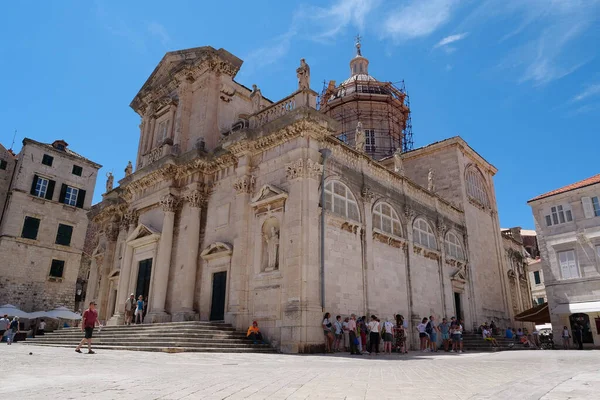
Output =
[
  {"x1": 457, "y1": 332, "x2": 533, "y2": 352},
  {"x1": 25, "y1": 321, "x2": 276, "y2": 353}
]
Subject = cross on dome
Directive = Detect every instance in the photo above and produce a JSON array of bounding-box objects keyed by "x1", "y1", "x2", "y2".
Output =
[{"x1": 355, "y1": 34, "x2": 362, "y2": 56}]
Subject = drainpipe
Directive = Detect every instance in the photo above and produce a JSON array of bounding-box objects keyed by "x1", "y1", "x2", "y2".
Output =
[{"x1": 318, "y1": 149, "x2": 331, "y2": 310}]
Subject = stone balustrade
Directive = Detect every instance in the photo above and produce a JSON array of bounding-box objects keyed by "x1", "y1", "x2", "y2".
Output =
[
  {"x1": 138, "y1": 143, "x2": 180, "y2": 169},
  {"x1": 250, "y1": 89, "x2": 317, "y2": 129}
]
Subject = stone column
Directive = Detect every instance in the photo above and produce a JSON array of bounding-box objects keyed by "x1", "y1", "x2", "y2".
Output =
[
  {"x1": 84, "y1": 256, "x2": 100, "y2": 306},
  {"x1": 404, "y1": 206, "x2": 418, "y2": 351},
  {"x1": 107, "y1": 212, "x2": 137, "y2": 326},
  {"x1": 173, "y1": 190, "x2": 204, "y2": 321},
  {"x1": 147, "y1": 194, "x2": 178, "y2": 323},
  {"x1": 229, "y1": 162, "x2": 254, "y2": 327},
  {"x1": 361, "y1": 185, "x2": 375, "y2": 316}
]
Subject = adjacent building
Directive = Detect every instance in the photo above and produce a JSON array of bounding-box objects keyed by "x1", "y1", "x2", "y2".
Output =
[
  {"x1": 0, "y1": 139, "x2": 101, "y2": 312},
  {"x1": 528, "y1": 173, "x2": 600, "y2": 347},
  {"x1": 87, "y1": 43, "x2": 516, "y2": 353}
]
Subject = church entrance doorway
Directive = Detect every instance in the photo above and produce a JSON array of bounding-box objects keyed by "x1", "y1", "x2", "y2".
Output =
[
  {"x1": 454, "y1": 292, "x2": 462, "y2": 321},
  {"x1": 210, "y1": 271, "x2": 227, "y2": 321},
  {"x1": 570, "y1": 313, "x2": 594, "y2": 344},
  {"x1": 135, "y1": 259, "x2": 152, "y2": 300}
]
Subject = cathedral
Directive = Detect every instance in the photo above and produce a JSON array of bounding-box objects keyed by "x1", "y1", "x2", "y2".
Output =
[{"x1": 87, "y1": 41, "x2": 524, "y2": 353}]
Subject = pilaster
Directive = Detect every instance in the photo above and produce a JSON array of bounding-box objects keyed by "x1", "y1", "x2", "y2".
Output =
[{"x1": 97, "y1": 227, "x2": 118, "y2": 321}]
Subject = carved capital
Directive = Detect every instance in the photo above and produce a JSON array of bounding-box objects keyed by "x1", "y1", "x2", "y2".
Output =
[
  {"x1": 305, "y1": 159, "x2": 323, "y2": 180},
  {"x1": 361, "y1": 186, "x2": 375, "y2": 203},
  {"x1": 404, "y1": 206, "x2": 416, "y2": 222},
  {"x1": 233, "y1": 175, "x2": 255, "y2": 195},
  {"x1": 160, "y1": 194, "x2": 180, "y2": 212},
  {"x1": 286, "y1": 159, "x2": 304, "y2": 180},
  {"x1": 124, "y1": 210, "x2": 139, "y2": 227},
  {"x1": 436, "y1": 222, "x2": 447, "y2": 237},
  {"x1": 185, "y1": 189, "x2": 207, "y2": 208}
]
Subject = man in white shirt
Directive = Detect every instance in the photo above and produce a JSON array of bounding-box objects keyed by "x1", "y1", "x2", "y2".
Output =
[{"x1": 0, "y1": 315, "x2": 9, "y2": 340}]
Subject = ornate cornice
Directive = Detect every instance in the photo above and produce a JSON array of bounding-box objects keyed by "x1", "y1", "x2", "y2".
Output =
[
  {"x1": 286, "y1": 158, "x2": 303, "y2": 180},
  {"x1": 160, "y1": 194, "x2": 180, "y2": 212},
  {"x1": 285, "y1": 158, "x2": 322, "y2": 181},
  {"x1": 233, "y1": 175, "x2": 255, "y2": 195}
]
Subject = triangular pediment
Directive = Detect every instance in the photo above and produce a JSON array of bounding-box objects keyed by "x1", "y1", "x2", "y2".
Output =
[
  {"x1": 201, "y1": 242, "x2": 233, "y2": 261},
  {"x1": 250, "y1": 185, "x2": 288, "y2": 213},
  {"x1": 451, "y1": 269, "x2": 467, "y2": 283},
  {"x1": 126, "y1": 224, "x2": 161, "y2": 243}
]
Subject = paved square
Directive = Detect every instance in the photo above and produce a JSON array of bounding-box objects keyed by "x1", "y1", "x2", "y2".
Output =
[{"x1": 1, "y1": 345, "x2": 599, "y2": 399}]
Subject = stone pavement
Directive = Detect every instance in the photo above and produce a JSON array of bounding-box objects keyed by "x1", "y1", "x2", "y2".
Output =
[{"x1": 1, "y1": 345, "x2": 599, "y2": 399}]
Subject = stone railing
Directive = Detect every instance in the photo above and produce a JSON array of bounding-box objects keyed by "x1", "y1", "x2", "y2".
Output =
[
  {"x1": 250, "y1": 89, "x2": 317, "y2": 129},
  {"x1": 139, "y1": 142, "x2": 180, "y2": 169}
]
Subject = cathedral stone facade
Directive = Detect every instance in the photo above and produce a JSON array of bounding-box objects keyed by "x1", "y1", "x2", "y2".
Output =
[{"x1": 87, "y1": 44, "x2": 517, "y2": 353}]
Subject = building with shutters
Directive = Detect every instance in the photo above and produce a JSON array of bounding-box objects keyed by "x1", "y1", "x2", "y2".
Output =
[
  {"x1": 0, "y1": 138, "x2": 101, "y2": 312},
  {"x1": 528, "y1": 173, "x2": 600, "y2": 348}
]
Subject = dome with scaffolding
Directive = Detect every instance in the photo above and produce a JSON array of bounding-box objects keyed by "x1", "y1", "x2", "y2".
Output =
[{"x1": 320, "y1": 37, "x2": 414, "y2": 159}]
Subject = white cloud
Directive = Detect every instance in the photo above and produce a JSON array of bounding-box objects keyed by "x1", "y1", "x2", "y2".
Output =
[
  {"x1": 434, "y1": 32, "x2": 468, "y2": 48},
  {"x1": 382, "y1": 0, "x2": 460, "y2": 42},
  {"x1": 147, "y1": 22, "x2": 170, "y2": 46},
  {"x1": 572, "y1": 84, "x2": 600, "y2": 102}
]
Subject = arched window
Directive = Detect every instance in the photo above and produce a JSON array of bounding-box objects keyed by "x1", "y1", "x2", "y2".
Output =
[
  {"x1": 465, "y1": 167, "x2": 490, "y2": 208},
  {"x1": 324, "y1": 181, "x2": 360, "y2": 222},
  {"x1": 445, "y1": 231, "x2": 465, "y2": 260},
  {"x1": 373, "y1": 202, "x2": 402, "y2": 237},
  {"x1": 413, "y1": 218, "x2": 437, "y2": 249}
]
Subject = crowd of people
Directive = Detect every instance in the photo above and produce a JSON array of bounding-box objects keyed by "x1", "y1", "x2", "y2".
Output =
[{"x1": 320, "y1": 313, "x2": 471, "y2": 355}]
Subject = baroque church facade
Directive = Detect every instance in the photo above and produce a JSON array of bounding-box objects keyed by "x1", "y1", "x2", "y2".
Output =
[{"x1": 87, "y1": 43, "x2": 520, "y2": 352}]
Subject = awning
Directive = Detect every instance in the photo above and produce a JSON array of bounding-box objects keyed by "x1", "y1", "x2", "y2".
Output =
[
  {"x1": 552, "y1": 301, "x2": 600, "y2": 314},
  {"x1": 515, "y1": 302, "x2": 550, "y2": 324}
]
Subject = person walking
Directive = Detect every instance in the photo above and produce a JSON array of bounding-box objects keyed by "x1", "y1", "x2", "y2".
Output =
[
  {"x1": 394, "y1": 314, "x2": 407, "y2": 354},
  {"x1": 367, "y1": 315, "x2": 380, "y2": 356},
  {"x1": 0, "y1": 314, "x2": 9, "y2": 340},
  {"x1": 135, "y1": 295, "x2": 144, "y2": 324},
  {"x1": 417, "y1": 317, "x2": 429, "y2": 352},
  {"x1": 6, "y1": 317, "x2": 19, "y2": 345},
  {"x1": 347, "y1": 314, "x2": 359, "y2": 355},
  {"x1": 562, "y1": 326, "x2": 571, "y2": 350},
  {"x1": 322, "y1": 312, "x2": 334, "y2": 353},
  {"x1": 124, "y1": 293, "x2": 135, "y2": 326},
  {"x1": 38, "y1": 319, "x2": 46, "y2": 336},
  {"x1": 75, "y1": 302, "x2": 100, "y2": 354},
  {"x1": 573, "y1": 324, "x2": 584, "y2": 350}
]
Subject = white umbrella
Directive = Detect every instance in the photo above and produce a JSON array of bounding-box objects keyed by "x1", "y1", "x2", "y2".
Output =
[
  {"x1": 0, "y1": 304, "x2": 30, "y2": 318},
  {"x1": 28, "y1": 311, "x2": 57, "y2": 319},
  {"x1": 45, "y1": 306, "x2": 82, "y2": 320}
]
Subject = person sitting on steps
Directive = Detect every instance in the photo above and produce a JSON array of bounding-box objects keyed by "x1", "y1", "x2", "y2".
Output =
[{"x1": 247, "y1": 321, "x2": 265, "y2": 344}]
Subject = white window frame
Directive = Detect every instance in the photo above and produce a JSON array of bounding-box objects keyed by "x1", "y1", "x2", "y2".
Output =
[
  {"x1": 373, "y1": 202, "x2": 402, "y2": 237},
  {"x1": 324, "y1": 181, "x2": 360, "y2": 222},
  {"x1": 365, "y1": 129, "x2": 376, "y2": 152},
  {"x1": 34, "y1": 176, "x2": 49, "y2": 198},
  {"x1": 445, "y1": 231, "x2": 465, "y2": 260},
  {"x1": 545, "y1": 204, "x2": 573, "y2": 226},
  {"x1": 413, "y1": 218, "x2": 437, "y2": 250},
  {"x1": 64, "y1": 186, "x2": 79, "y2": 206},
  {"x1": 593, "y1": 196, "x2": 600, "y2": 217},
  {"x1": 465, "y1": 167, "x2": 490, "y2": 208},
  {"x1": 557, "y1": 249, "x2": 580, "y2": 280}
]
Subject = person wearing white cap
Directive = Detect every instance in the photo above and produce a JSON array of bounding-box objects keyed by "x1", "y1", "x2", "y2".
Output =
[{"x1": 124, "y1": 293, "x2": 136, "y2": 326}]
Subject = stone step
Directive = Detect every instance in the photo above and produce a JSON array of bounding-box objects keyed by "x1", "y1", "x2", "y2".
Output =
[
  {"x1": 44, "y1": 328, "x2": 243, "y2": 337},
  {"x1": 24, "y1": 343, "x2": 277, "y2": 353},
  {"x1": 25, "y1": 339, "x2": 270, "y2": 348},
  {"x1": 29, "y1": 336, "x2": 257, "y2": 344},
  {"x1": 38, "y1": 330, "x2": 247, "y2": 339},
  {"x1": 58, "y1": 322, "x2": 235, "y2": 333}
]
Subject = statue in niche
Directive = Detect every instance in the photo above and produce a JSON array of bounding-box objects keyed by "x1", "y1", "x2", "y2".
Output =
[
  {"x1": 250, "y1": 84, "x2": 263, "y2": 113},
  {"x1": 355, "y1": 121, "x2": 365, "y2": 153},
  {"x1": 296, "y1": 58, "x2": 310, "y2": 90},
  {"x1": 263, "y1": 226, "x2": 280, "y2": 272},
  {"x1": 105, "y1": 172, "x2": 114, "y2": 193},
  {"x1": 428, "y1": 169, "x2": 435, "y2": 192},
  {"x1": 393, "y1": 148, "x2": 403, "y2": 173},
  {"x1": 124, "y1": 161, "x2": 133, "y2": 177}
]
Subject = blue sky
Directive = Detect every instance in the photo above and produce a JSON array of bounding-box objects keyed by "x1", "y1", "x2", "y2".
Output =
[{"x1": 1, "y1": 0, "x2": 599, "y2": 229}]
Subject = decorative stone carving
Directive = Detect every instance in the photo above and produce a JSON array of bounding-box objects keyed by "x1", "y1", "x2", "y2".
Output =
[
  {"x1": 428, "y1": 169, "x2": 435, "y2": 192},
  {"x1": 124, "y1": 210, "x2": 139, "y2": 227},
  {"x1": 296, "y1": 58, "x2": 310, "y2": 90},
  {"x1": 305, "y1": 159, "x2": 323, "y2": 180},
  {"x1": 160, "y1": 193, "x2": 179, "y2": 212},
  {"x1": 286, "y1": 159, "x2": 304, "y2": 180},
  {"x1": 105, "y1": 172, "x2": 114, "y2": 193},
  {"x1": 233, "y1": 175, "x2": 255, "y2": 194},
  {"x1": 105, "y1": 225, "x2": 119, "y2": 242},
  {"x1": 263, "y1": 226, "x2": 280, "y2": 272},
  {"x1": 124, "y1": 161, "x2": 133, "y2": 177},
  {"x1": 146, "y1": 146, "x2": 163, "y2": 165},
  {"x1": 355, "y1": 121, "x2": 365, "y2": 153},
  {"x1": 436, "y1": 221, "x2": 447, "y2": 237},
  {"x1": 219, "y1": 83, "x2": 236, "y2": 103},
  {"x1": 361, "y1": 186, "x2": 375, "y2": 203},
  {"x1": 404, "y1": 206, "x2": 416, "y2": 222},
  {"x1": 393, "y1": 148, "x2": 404, "y2": 174},
  {"x1": 250, "y1": 84, "x2": 263, "y2": 114},
  {"x1": 185, "y1": 189, "x2": 206, "y2": 208}
]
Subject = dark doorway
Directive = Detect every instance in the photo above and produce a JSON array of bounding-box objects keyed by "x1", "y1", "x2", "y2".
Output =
[
  {"x1": 210, "y1": 271, "x2": 227, "y2": 321},
  {"x1": 454, "y1": 292, "x2": 462, "y2": 321},
  {"x1": 570, "y1": 313, "x2": 594, "y2": 344},
  {"x1": 135, "y1": 259, "x2": 152, "y2": 300}
]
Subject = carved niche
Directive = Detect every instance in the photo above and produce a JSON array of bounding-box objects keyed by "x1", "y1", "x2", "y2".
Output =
[{"x1": 261, "y1": 217, "x2": 280, "y2": 272}]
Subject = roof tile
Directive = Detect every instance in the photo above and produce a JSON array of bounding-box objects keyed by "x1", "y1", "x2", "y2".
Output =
[{"x1": 529, "y1": 173, "x2": 600, "y2": 202}]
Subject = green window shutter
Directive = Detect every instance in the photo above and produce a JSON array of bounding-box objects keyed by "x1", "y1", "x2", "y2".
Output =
[
  {"x1": 59, "y1": 184, "x2": 68, "y2": 204},
  {"x1": 21, "y1": 217, "x2": 41, "y2": 240},
  {"x1": 30, "y1": 175, "x2": 39, "y2": 195},
  {"x1": 45, "y1": 179, "x2": 56, "y2": 200},
  {"x1": 56, "y1": 224, "x2": 73, "y2": 246},
  {"x1": 76, "y1": 189, "x2": 86, "y2": 208}
]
